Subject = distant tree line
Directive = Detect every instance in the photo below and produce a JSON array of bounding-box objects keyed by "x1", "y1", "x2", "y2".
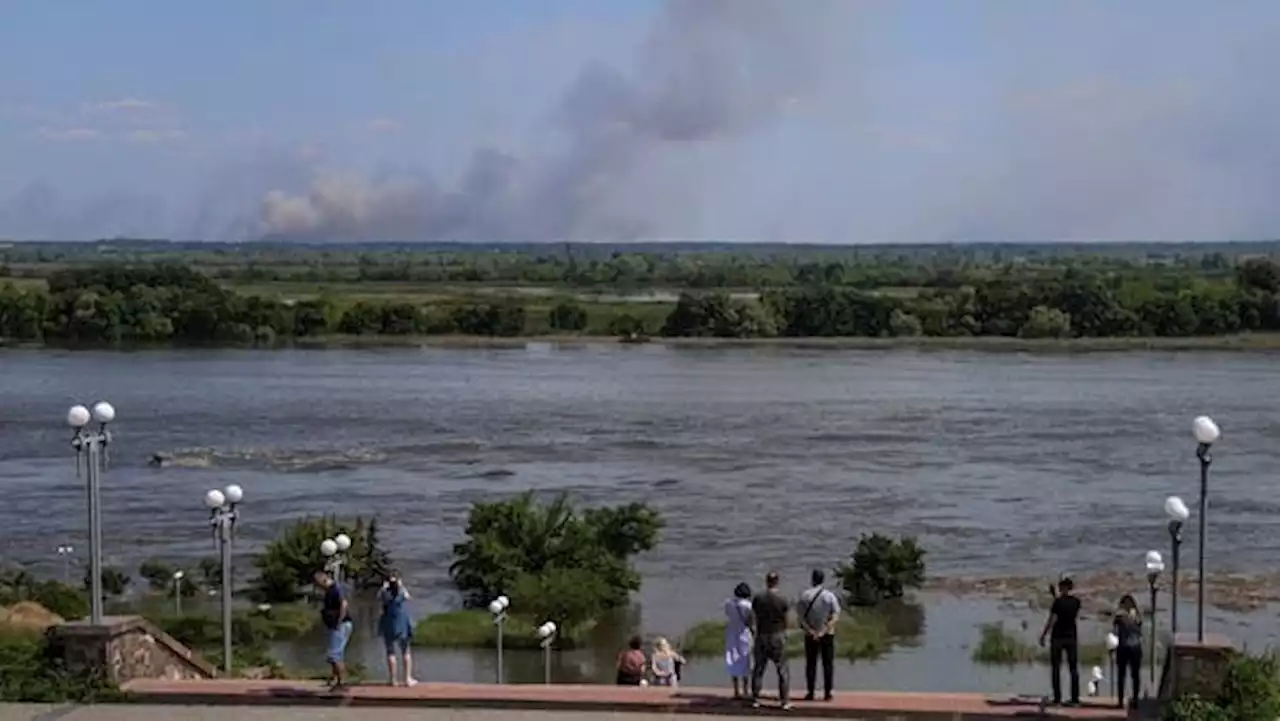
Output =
[
  {"x1": 0, "y1": 240, "x2": 1252, "y2": 291},
  {"x1": 2, "y1": 259, "x2": 1280, "y2": 343},
  {"x1": 663, "y1": 260, "x2": 1280, "y2": 338}
]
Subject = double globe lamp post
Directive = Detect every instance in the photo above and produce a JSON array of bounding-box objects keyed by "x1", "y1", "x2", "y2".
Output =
[
  {"x1": 66, "y1": 401, "x2": 116, "y2": 625},
  {"x1": 537, "y1": 621, "x2": 558, "y2": 685},
  {"x1": 320, "y1": 534, "x2": 352, "y2": 585},
  {"x1": 204, "y1": 484, "x2": 244, "y2": 675}
]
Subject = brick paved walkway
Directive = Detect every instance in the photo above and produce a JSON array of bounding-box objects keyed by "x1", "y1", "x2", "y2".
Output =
[
  {"x1": 0, "y1": 707, "x2": 768, "y2": 721},
  {"x1": 119, "y1": 680, "x2": 1130, "y2": 720}
]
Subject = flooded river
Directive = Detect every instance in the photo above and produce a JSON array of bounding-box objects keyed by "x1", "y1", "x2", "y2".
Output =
[{"x1": 1, "y1": 345, "x2": 1278, "y2": 691}]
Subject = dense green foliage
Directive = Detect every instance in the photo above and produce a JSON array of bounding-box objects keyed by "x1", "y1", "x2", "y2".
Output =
[
  {"x1": 1164, "y1": 653, "x2": 1280, "y2": 721},
  {"x1": 251, "y1": 515, "x2": 393, "y2": 603},
  {"x1": 0, "y1": 570, "x2": 89, "y2": 620},
  {"x1": 0, "y1": 628, "x2": 119, "y2": 702},
  {"x1": 448, "y1": 492, "x2": 662, "y2": 635},
  {"x1": 835, "y1": 533, "x2": 927, "y2": 607},
  {"x1": 4, "y1": 244, "x2": 1280, "y2": 343}
]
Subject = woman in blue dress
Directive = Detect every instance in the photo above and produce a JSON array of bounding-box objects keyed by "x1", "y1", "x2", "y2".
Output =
[
  {"x1": 723, "y1": 582, "x2": 754, "y2": 698},
  {"x1": 378, "y1": 570, "x2": 417, "y2": 686}
]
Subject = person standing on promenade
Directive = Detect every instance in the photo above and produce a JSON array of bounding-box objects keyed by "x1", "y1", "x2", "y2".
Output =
[
  {"x1": 378, "y1": 570, "x2": 417, "y2": 687},
  {"x1": 750, "y1": 570, "x2": 792, "y2": 710},
  {"x1": 724, "y1": 582, "x2": 754, "y2": 698},
  {"x1": 1112, "y1": 594, "x2": 1143, "y2": 709},
  {"x1": 315, "y1": 569, "x2": 354, "y2": 692},
  {"x1": 797, "y1": 569, "x2": 841, "y2": 702},
  {"x1": 1039, "y1": 576, "x2": 1081, "y2": 707}
]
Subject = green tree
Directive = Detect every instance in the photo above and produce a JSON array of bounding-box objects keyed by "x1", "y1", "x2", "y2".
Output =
[
  {"x1": 1018, "y1": 305, "x2": 1073, "y2": 339},
  {"x1": 82, "y1": 567, "x2": 130, "y2": 598},
  {"x1": 448, "y1": 493, "x2": 662, "y2": 635},
  {"x1": 834, "y1": 533, "x2": 926, "y2": 607},
  {"x1": 251, "y1": 515, "x2": 393, "y2": 602},
  {"x1": 548, "y1": 301, "x2": 588, "y2": 332}
]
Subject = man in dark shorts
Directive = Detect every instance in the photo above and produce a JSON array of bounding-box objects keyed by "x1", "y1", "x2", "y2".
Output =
[
  {"x1": 315, "y1": 569, "x2": 353, "y2": 691},
  {"x1": 750, "y1": 570, "x2": 792, "y2": 710},
  {"x1": 1039, "y1": 576, "x2": 1081, "y2": 706}
]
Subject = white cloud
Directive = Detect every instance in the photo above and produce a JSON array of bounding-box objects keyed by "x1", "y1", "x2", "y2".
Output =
[
  {"x1": 37, "y1": 127, "x2": 102, "y2": 142},
  {"x1": 82, "y1": 98, "x2": 159, "y2": 114},
  {"x1": 127, "y1": 128, "x2": 188, "y2": 143}
]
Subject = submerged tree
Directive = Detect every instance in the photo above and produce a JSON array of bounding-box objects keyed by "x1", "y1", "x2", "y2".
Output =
[{"x1": 448, "y1": 492, "x2": 662, "y2": 635}]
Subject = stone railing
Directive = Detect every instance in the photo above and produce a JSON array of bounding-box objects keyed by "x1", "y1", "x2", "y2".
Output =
[{"x1": 50, "y1": 615, "x2": 217, "y2": 684}]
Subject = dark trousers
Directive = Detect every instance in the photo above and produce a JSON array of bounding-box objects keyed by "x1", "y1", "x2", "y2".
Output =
[
  {"x1": 1049, "y1": 638, "x2": 1080, "y2": 703},
  {"x1": 1116, "y1": 646, "x2": 1142, "y2": 703},
  {"x1": 751, "y1": 632, "x2": 790, "y2": 703},
  {"x1": 804, "y1": 634, "x2": 835, "y2": 697}
]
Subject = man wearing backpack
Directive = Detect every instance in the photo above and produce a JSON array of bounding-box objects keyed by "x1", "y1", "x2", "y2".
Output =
[{"x1": 797, "y1": 569, "x2": 841, "y2": 702}]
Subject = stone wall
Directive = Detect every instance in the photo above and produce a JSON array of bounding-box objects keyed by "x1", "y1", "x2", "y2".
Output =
[
  {"x1": 1158, "y1": 632, "x2": 1238, "y2": 702},
  {"x1": 50, "y1": 615, "x2": 216, "y2": 685}
]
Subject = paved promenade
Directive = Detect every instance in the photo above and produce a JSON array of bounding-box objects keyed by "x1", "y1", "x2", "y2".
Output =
[
  {"x1": 113, "y1": 679, "x2": 1129, "y2": 720},
  {"x1": 0, "y1": 707, "x2": 750, "y2": 721}
]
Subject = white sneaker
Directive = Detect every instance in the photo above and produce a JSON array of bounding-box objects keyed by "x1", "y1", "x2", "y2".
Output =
[{"x1": 405, "y1": 678, "x2": 418, "y2": 687}]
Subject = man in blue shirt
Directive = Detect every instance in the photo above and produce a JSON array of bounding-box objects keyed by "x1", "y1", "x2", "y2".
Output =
[{"x1": 315, "y1": 570, "x2": 353, "y2": 691}]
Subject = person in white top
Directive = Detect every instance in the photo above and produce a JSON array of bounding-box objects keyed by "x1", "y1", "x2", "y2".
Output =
[{"x1": 797, "y1": 569, "x2": 841, "y2": 701}]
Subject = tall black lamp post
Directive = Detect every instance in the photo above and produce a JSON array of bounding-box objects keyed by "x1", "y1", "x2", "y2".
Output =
[{"x1": 1191, "y1": 415, "x2": 1220, "y2": 643}]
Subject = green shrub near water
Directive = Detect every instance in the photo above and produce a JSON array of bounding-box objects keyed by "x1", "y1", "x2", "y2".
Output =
[
  {"x1": 970, "y1": 622, "x2": 1110, "y2": 667},
  {"x1": 834, "y1": 533, "x2": 926, "y2": 607},
  {"x1": 251, "y1": 515, "x2": 393, "y2": 603},
  {"x1": 447, "y1": 492, "x2": 662, "y2": 638}
]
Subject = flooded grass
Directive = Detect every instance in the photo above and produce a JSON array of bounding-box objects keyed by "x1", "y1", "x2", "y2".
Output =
[
  {"x1": 680, "y1": 607, "x2": 913, "y2": 662},
  {"x1": 413, "y1": 610, "x2": 544, "y2": 650}
]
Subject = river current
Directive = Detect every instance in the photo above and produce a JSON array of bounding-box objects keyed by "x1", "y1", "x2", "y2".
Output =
[{"x1": 1, "y1": 346, "x2": 1277, "y2": 689}]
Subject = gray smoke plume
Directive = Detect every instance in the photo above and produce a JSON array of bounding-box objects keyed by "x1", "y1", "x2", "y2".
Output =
[{"x1": 256, "y1": 0, "x2": 849, "y2": 242}]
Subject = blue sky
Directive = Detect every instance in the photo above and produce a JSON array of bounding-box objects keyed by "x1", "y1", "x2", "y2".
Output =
[{"x1": 2, "y1": 0, "x2": 1278, "y2": 243}]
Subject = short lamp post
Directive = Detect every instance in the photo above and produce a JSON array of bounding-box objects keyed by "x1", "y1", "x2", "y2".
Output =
[
  {"x1": 320, "y1": 534, "x2": 351, "y2": 586},
  {"x1": 67, "y1": 401, "x2": 115, "y2": 624},
  {"x1": 172, "y1": 570, "x2": 185, "y2": 615},
  {"x1": 488, "y1": 595, "x2": 510, "y2": 684},
  {"x1": 56, "y1": 545, "x2": 75, "y2": 586},
  {"x1": 1165, "y1": 495, "x2": 1190, "y2": 700},
  {"x1": 205, "y1": 484, "x2": 244, "y2": 675},
  {"x1": 1191, "y1": 415, "x2": 1220, "y2": 643},
  {"x1": 536, "y1": 621, "x2": 557, "y2": 685},
  {"x1": 1089, "y1": 665, "x2": 1104, "y2": 698},
  {"x1": 1105, "y1": 633, "x2": 1119, "y2": 699},
  {"x1": 1145, "y1": 550, "x2": 1165, "y2": 689}
]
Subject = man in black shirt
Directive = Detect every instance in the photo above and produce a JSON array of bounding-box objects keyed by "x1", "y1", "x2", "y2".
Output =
[
  {"x1": 750, "y1": 571, "x2": 792, "y2": 710},
  {"x1": 1039, "y1": 576, "x2": 1082, "y2": 706}
]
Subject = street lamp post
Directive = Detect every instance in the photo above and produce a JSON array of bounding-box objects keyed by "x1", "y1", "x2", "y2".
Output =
[
  {"x1": 1165, "y1": 495, "x2": 1190, "y2": 699},
  {"x1": 1191, "y1": 415, "x2": 1220, "y2": 643},
  {"x1": 67, "y1": 401, "x2": 115, "y2": 624},
  {"x1": 536, "y1": 621, "x2": 557, "y2": 685},
  {"x1": 320, "y1": 533, "x2": 351, "y2": 586},
  {"x1": 205, "y1": 484, "x2": 244, "y2": 675},
  {"x1": 1105, "y1": 633, "x2": 1119, "y2": 700},
  {"x1": 56, "y1": 545, "x2": 75, "y2": 586},
  {"x1": 488, "y1": 595, "x2": 510, "y2": 684},
  {"x1": 172, "y1": 570, "x2": 185, "y2": 615},
  {"x1": 1145, "y1": 550, "x2": 1165, "y2": 690}
]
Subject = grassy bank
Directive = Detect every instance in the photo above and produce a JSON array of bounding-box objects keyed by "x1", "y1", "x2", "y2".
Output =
[
  {"x1": 413, "y1": 610, "x2": 546, "y2": 650},
  {"x1": 969, "y1": 622, "x2": 1123, "y2": 667}
]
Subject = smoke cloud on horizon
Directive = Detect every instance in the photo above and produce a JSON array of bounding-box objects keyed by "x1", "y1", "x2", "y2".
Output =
[{"x1": 5, "y1": 0, "x2": 1280, "y2": 244}]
